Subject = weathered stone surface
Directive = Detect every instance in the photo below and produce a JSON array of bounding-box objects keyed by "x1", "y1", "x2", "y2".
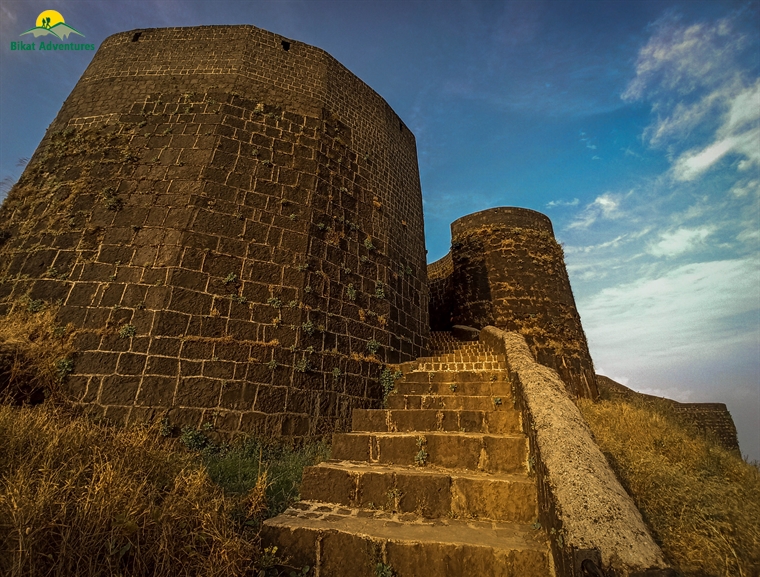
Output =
[
  {"x1": 264, "y1": 503, "x2": 551, "y2": 577},
  {"x1": 264, "y1": 333, "x2": 553, "y2": 575},
  {"x1": 597, "y1": 375, "x2": 740, "y2": 453},
  {"x1": 0, "y1": 24, "x2": 429, "y2": 437},
  {"x1": 429, "y1": 207, "x2": 598, "y2": 400},
  {"x1": 481, "y1": 326, "x2": 671, "y2": 576}
]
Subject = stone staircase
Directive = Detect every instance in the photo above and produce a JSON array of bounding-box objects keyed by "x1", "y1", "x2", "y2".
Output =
[{"x1": 262, "y1": 331, "x2": 553, "y2": 576}]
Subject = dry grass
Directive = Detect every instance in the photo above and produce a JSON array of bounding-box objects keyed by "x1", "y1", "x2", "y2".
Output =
[
  {"x1": 0, "y1": 404, "x2": 265, "y2": 577},
  {"x1": 578, "y1": 397, "x2": 760, "y2": 577},
  {"x1": 0, "y1": 302, "x2": 77, "y2": 404}
]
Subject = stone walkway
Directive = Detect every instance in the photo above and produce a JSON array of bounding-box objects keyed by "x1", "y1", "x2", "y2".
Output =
[{"x1": 262, "y1": 332, "x2": 552, "y2": 576}]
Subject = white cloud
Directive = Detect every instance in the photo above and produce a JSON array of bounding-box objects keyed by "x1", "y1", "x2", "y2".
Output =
[
  {"x1": 725, "y1": 79, "x2": 760, "y2": 132},
  {"x1": 673, "y1": 125, "x2": 760, "y2": 181},
  {"x1": 647, "y1": 226, "x2": 715, "y2": 257},
  {"x1": 622, "y1": 15, "x2": 746, "y2": 102},
  {"x1": 546, "y1": 198, "x2": 579, "y2": 208},
  {"x1": 596, "y1": 368, "x2": 630, "y2": 387},
  {"x1": 623, "y1": 14, "x2": 760, "y2": 181},
  {"x1": 737, "y1": 227, "x2": 760, "y2": 244},
  {"x1": 634, "y1": 386, "x2": 695, "y2": 403},
  {"x1": 579, "y1": 258, "x2": 760, "y2": 367},
  {"x1": 565, "y1": 234, "x2": 629, "y2": 254},
  {"x1": 568, "y1": 193, "x2": 622, "y2": 229}
]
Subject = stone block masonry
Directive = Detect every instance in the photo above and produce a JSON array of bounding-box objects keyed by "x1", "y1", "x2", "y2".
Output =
[
  {"x1": 429, "y1": 207, "x2": 598, "y2": 399},
  {"x1": 597, "y1": 375, "x2": 740, "y2": 453},
  {"x1": 0, "y1": 25, "x2": 429, "y2": 436}
]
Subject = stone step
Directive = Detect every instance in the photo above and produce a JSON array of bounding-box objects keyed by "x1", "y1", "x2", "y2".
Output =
[
  {"x1": 300, "y1": 462, "x2": 537, "y2": 522},
  {"x1": 393, "y1": 379, "x2": 513, "y2": 397},
  {"x1": 428, "y1": 348, "x2": 488, "y2": 354},
  {"x1": 352, "y1": 409, "x2": 521, "y2": 434},
  {"x1": 413, "y1": 355, "x2": 505, "y2": 365},
  {"x1": 400, "y1": 370, "x2": 510, "y2": 384},
  {"x1": 430, "y1": 346, "x2": 468, "y2": 351},
  {"x1": 409, "y1": 361, "x2": 504, "y2": 372},
  {"x1": 386, "y1": 394, "x2": 513, "y2": 411},
  {"x1": 331, "y1": 432, "x2": 528, "y2": 473},
  {"x1": 262, "y1": 504, "x2": 551, "y2": 577}
]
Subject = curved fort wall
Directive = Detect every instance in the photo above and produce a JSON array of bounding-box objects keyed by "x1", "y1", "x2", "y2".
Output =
[
  {"x1": 428, "y1": 207, "x2": 598, "y2": 399},
  {"x1": 0, "y1": 25, "x2": 429, "y2": 436}
]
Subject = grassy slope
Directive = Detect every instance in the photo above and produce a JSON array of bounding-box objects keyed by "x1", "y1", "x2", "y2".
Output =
[
  {"x1": 578, "y1": 397, "x2": 760, "y2": 577},
  {"x1": 2, "y1": 305, "x2": 758, "y2": 575},
  {"x1": 0, "y1": 404, "x2": 327, "y2": 577}
]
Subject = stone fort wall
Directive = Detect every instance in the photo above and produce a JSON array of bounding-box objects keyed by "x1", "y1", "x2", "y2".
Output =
[
  {"x1": 0, "y1": 25, "x2": 429, "y2": 436},
  {"x1": 428, "y1": 207, "x2": 598, "y2": 399},
  {"x1": 596, "y1": 376, "x2": 740, "y2": 453}
]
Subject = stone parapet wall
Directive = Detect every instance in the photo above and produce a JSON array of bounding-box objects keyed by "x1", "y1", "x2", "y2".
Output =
[
  {"x1": 480, "y1": 327, "x2": 674, "y2": 577},
  {"x1": 597, "y1": 376, "x2": 740, "y2": 453},
  {"x1": 0, "y1": 25, "x2": 428, "y2": 437}
]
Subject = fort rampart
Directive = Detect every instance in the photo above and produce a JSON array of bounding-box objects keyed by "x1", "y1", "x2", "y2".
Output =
[
  {"x1": 0, "y1": 25, "x2": 428, "y2": 436},
  {"x1": 596, "y1": 375, "x2": 740, "y2": 453}
]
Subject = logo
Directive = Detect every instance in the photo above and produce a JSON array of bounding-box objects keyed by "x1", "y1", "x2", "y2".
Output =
[{"x1": 11, "y1": 10, "x2": 95, "y2": 52}]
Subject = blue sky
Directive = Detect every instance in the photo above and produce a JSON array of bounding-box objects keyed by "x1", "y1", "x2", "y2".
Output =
[{"x1": 1, "y1": 0, "x2": 758, "y2": 460}]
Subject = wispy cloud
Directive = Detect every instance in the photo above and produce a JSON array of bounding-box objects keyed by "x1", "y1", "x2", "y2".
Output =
[
  {"x1": 546, "y1": 198, "x2": 579, "y2": 208},
  {"x1": 622, "y1": 13, "x2": 749, "y2": 103},
  {"x1": 566, "y1": 233, "x2": 633, "y2": 254},
  {"x1": 647, "y1": 226, "x2": 715, "y2": 257},
  {"x1": 580, "y1": 258, "x2": 759, "y2": 367},
  {"x1": 729, "y1": 178, "x2": 760, "y2": 198},
  {"x1": 623, "y1": 12, "x2": 760, "y2": 181},
  {"x1": 633, "y1": 386, "x2": 695, "y2": 402},
  {"x1": 0, "y1": 4, "x2": 17, "y2": 38},
  {"x1": 568, "y1": 193, "x2": 623, "y2": 229}
]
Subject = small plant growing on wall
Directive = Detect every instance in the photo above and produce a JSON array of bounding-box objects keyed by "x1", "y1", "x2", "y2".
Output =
[
  {"x1": 118, "y1": 324, "x2": 136, "y2": 339},
  {"x1": 302, "y1": 320, "x2": 315, "y2": 336},
  {"x1": 379, "y1": 367, "x2": 402, "y2": 407},
  {"x1": 101, "y1": 187, "x2": 122, "y2": 211},
  {"x1": 294, "y1": 358, "x2": 310, "y2": 373},
  {"x1": 363, "y1": 237, "x2": 375, "y2": 251},
  {"x1": 414, "y1": 436, "x2": 428, "y2": 466},
  {"x1": 374, "y1": 283, "x2": 386, "y2": 299},
  {"x1": 366, "y1": 339, "x2": 381, "y2": 355},
  {"x1": 55, "y1": 358, "x2": 73, "y2": 382},
  {"x1": 346, "y1": 284, "x2": 357, "y2": 301}
]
